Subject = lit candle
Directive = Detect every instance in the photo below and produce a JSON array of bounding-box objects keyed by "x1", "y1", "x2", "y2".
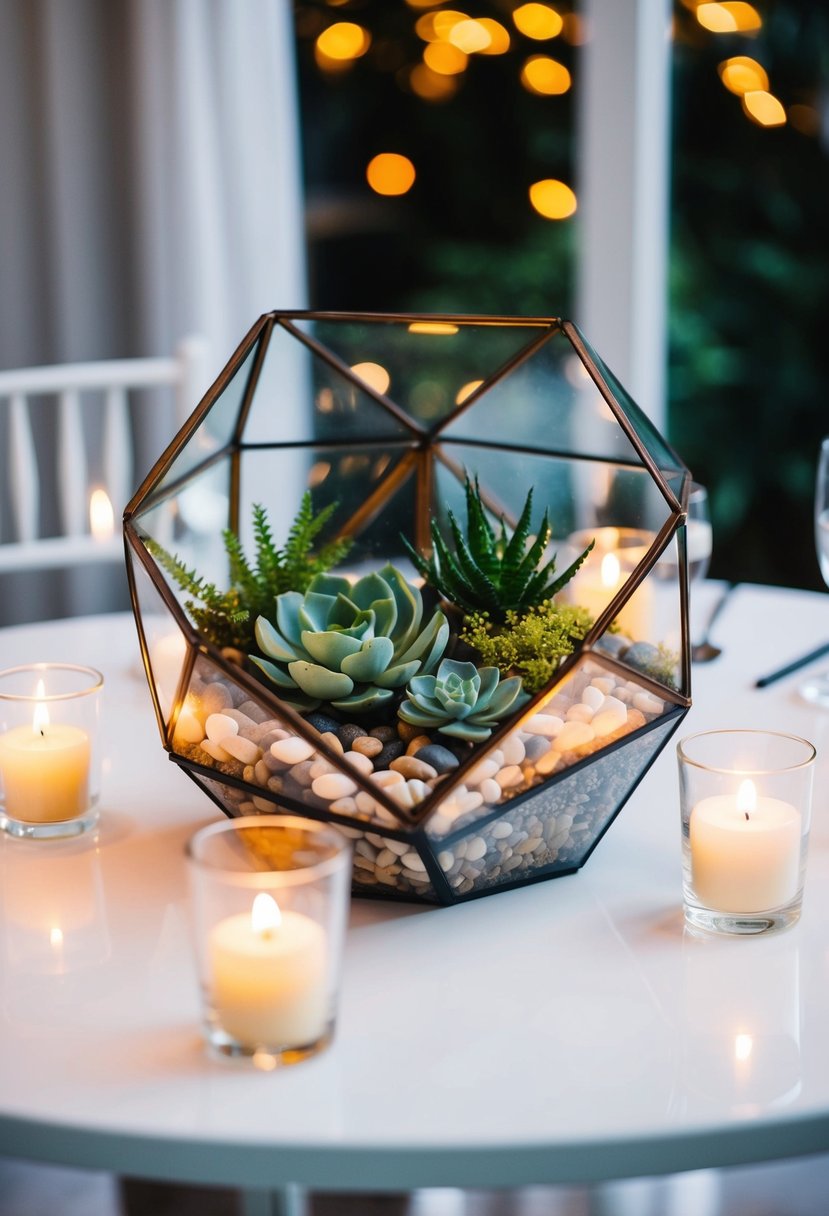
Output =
[
  {"x1": 208, "y1": 892, "x2": 328, "y2": 1048},
  {"x1": 0, "y1": 683, "x2": 91, "y2": 823},
  {"x1": 690, "y1": 778, "x2": 802, "y2": 913},
  {"x1": 574, "y1": 545, "x2": 653, "y2": 640}
]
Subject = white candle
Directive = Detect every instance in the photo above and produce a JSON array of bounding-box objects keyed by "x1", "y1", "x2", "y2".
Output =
[
  {"x1": 0, "y1": 689, "x2": 90, "y2": 823},
  {"x1": 690, "y1": 779, "x2": 802, "y2": 913},
  {"x1": 575, "y1": 548, "x2": 653, "y2": 640},
  {"x1": 208, "y1": 892, "x2": 328, "y2": 1048}
]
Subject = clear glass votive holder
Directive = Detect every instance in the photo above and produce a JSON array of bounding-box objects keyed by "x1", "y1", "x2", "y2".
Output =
[
  {"x1": 0, "y1": 663, "x2": 104, "y2": 839},
  {"x1": 186, "y1": 815, "x2": 352, "y2": 1066},
  {"x1": 677, "y1": 730, "x2": 816, "y2": 936}
]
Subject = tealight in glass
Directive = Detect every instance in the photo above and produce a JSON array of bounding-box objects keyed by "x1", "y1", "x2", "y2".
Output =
[
  {"x1": 186, "y1": 815, "x2": 351, "y2": 1066},
  {"x1": 0, "y1": 664, "x2": 104, "y2": 839},
  {"x1": 677, "y1": 730, "x2": 815, "y2": 935}
]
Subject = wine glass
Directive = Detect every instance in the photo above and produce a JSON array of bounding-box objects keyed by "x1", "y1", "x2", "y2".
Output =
[{"x1": 801, "y1": 437, "x2": 829, "y2": 707}]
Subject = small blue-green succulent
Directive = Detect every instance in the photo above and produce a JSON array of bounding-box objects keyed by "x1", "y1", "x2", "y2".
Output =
[
  {"x1": 251, "y1": 564, "x2": 449, "y2": 713},
  {"x1": 398, "y1": 657, "x2": 530, "y2": 742}
]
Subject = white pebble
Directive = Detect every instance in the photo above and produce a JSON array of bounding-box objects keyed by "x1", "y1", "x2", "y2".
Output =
[
  {"x1": 206, "y1": 713, "x2": 238, "y2": 743},
  {"x1": 312, "y1": 773, "x2": 357, "y2": 800},
  {"x1": 384, "y1": 839, "x2": 409, "y2": 856},
  {"x1": 491, "y1": 819, "x2": 513, "y2": 840},
  {"x1": 603, "y1": 695, "x2": 628, "y2": 718},
  {"x1": 373, "y1": 769, "x2": 405, "y2": 789},
  {"x1": 223, "y1": 709, "x2": 258, "y2": 734},
  {"x1": 590, "y1": 677, "x2": 616, "y2": 695},
  {"x1": 582, "y1": 685, "x2": 605, "y2": 712},
  {"x1": 320, "y1": 731, "x2": 344, "y2": 756},
  {"x1": 592, "y1": 709, "x2": 628, "y2": 738},
  {"x1": 535, "y1": 750, "x2": 560, "y2": 776},
  {"x1": 480, "y1": 777, "x2": 502, "y2": 805},
  {"x1": 524, "y1": 714, "x2": 563, "y2": 738},
  {"x1": 401, "y1": 852, "x2": 426, "y2": 872},
  {"x1": 200, "y1": 684, "x2": 232, "y2": 715},
  {"x1": 344, "y1": 750, "x2": 374, "y2": 777},
  {"x1": 252, "y1": 795, "x2": 275, "y2": 813},
  {"x1": 496, "y1": 765, "x2": 524, "y2": 790},
  {"x1": 465, "y1": 835, "x2": 487, "y2": 862},
  {"x1": 406, "y1": 779, "x2": 432, "y2": 805},
  {"x1": 356, "y1": 792, "x2": 379, "y2": 814},
  {"x1": 465, "y1": 757, "x2": 500, "y2": 786},
  {"x1": 634, "y1": 692, "x2": 665, "y2": 715},
  {"x1": 387, "y1": 782, "x2": 415, "y2": 810},
  {"x1": 438, "y1": 850, "x2": 454, "y2": 872},
  {"x1": 556, "y1": 721, "x2": 595, "y2": 750},
  {"x1": 500, "y1": 734, "x2": 526, "y2": 765},
  {"x1": 200, "y1": 740, "x2": 233, "y2": 763},
  {"x1": 272, "y1": 736, "x2": 316, "y2": 765},
  {"x1": 330, "y1": 797, "x2": 357, "y2": 815},
  {"x1": 221, "y1": 735, "x2": 262, "y2": 765},
  {"x1": 566, "y1": 704, "x2": 594, "y2": 724},
  {"x1": 309, "y1": 759, "x2": 336, "y2": 779}
]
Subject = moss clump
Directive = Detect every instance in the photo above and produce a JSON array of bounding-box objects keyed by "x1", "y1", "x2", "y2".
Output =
[{"x1": 460, "y1": 602, "x2": 593, "y2": 694}]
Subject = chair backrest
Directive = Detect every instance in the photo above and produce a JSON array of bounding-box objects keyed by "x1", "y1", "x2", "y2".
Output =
[{"x1": 0, "y1": 336, "x2": 209, "y2": 573}]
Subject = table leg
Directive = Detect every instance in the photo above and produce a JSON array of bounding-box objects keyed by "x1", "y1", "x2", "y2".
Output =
[{"x1": 240, "y1": 1184, "x2": 307, "y2": 1216}]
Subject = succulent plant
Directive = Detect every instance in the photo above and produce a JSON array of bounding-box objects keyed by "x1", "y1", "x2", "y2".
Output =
[
  {"x1": 251, "y1": 563, "x2": 449, "y2": 713},
  {"x1": 404, "y1": 476, "x2": 594, "y2": 623},
  {"x1": 398, "y1": 657, "x2": 530, "y2": 742}
]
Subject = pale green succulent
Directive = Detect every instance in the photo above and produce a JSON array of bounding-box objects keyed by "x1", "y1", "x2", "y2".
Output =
[
  {"x1": 398, "y1": 658, "x2": 530, "y2": 742},
  {"x1": 251, "y1": 564, "x2": 449, "y2": 713}
]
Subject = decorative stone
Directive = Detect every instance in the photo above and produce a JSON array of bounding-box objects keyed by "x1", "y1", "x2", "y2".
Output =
[
  {"x1": 306, "y1": 711, "x2": 342, "y2": 735},
  {"x1": 555, "y1": 720, "x2": 595, "y2": 750},
  {"x1": 271, "y1": 736, "x2": 316, "y2": 765},
  {"x1": 221, "y1": 735, "x2": 261, "y2": 765},
  {"x1": 344, "y1": 750, "x2": 374, "y2": 777},
  {"x1": 312, "y1": 772, "x2": 358, "y2": 800},
  {"x1": 374, "y1": 740, "x2": 405, "y2": 769},
  {"x1": 524, "y1": 714, "x2": 563, "y2": 738},
  {"x1": 352, "y1": 735, "x2": 384, "y2": 758},
  {"x1": 390, "y1": 756, "x2": 438, "y2": 782},
  {"x1": 582, "y1": 685, "x2": 605, "y2": 712},
  {"x1": 337, "y1": 723, "x2": 368, "y2": 749},
  {"x1": 500, "y1": 734, "x2": 526, "y2": 766},
  {"x1": 205, "y1": 713, "x2": 238, "y2": 743}
]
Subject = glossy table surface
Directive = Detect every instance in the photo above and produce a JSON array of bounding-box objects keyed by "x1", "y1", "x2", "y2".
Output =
[{"x1": 1, "y1": 586, "x2": 829, "y2": 1190}]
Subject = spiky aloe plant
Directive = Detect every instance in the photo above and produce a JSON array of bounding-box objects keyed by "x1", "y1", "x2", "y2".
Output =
[{"x1": 404, "y1": 476, "x2": 593, "y2": 623}]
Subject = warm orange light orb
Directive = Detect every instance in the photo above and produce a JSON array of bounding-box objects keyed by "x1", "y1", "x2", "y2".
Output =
[
  {"x1": 513, "y1": 3, "x2": 563, "y2": 40},
  {"x1": 521, "y1": 55, "x2": 571, "y2": 95},
  {"x1": 718, "y1": 56, "x2": 768, "y2": 96},
  {"x1": 366, "y1": 153, "x2": 417, "y2": 196},
  {"x1": 316, "y1": 22, "x2": 371, "y2": 61},
  {"x1": 742, "y1": 90, "x2": 786, "y2": 127},
  {"x1": 529, "y1": 179, "x2": 577, "y2": 219}
]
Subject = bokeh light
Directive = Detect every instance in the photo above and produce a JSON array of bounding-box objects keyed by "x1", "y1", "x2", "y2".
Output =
[
  {"x1": 351, "y1": 362, "x2": 391, "y2": 395},
  {"x1": 448, "y1": 19, "x2": 493, "y2": 54},
  {"x1": 407, "y1": 63, "x2": 460, "y2": 101},
  {"x1": 521, "y1": 55, "x2": 571, "y2": 95},
  {"x1": 456, "y1": 379, "x2": 484, "y2": 404},
  {"x1": 529, "y1": 179, "x2": 577, "y2": 219},
  {"x1": 696, "y1": 3, "x2": 762, "y2": 34},
  {"x1": 718, "y1": 56, "x2": 768, "y2": 95},
  {"x1": 475, "y1": 19, "x2": 511, "y2": 54},
  {"x1": 423, "y1": 41, "x2": 468, "y2": 75},
  {"x1": 513, "y1": 4, "x2": 564, "y2": 41},
  {"x1": 316, "y1": 22, "x2": 371, "y2": 61},
  {"x1": 742, "y1": 90, "x2": 786, "y2": 126},
  {"x1": 366, "y1": 153, "x2": 417, "y2": 196},
  {"x1": 408, "y1": 321, "x2": 460, "y2": 335}
]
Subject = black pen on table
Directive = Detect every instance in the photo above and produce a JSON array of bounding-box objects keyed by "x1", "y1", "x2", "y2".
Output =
[{"x1": 755, "y1": 641, "x2": 829, "y2": 689}]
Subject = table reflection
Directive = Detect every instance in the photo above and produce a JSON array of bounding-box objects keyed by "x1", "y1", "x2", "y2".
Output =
[{"x1": 679, "y1": 931, "x2": 801, "y2": 1115}]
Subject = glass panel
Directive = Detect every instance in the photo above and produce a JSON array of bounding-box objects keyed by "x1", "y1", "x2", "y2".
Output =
[
  {"x1": 451, "y1": 711, "x2": 687, "y2": 898},
  {"x1": 237, "y1": 442, "x2": 419, "y2": 572},
  {"x1": 571, "y1": 328, "x2": 687, "y2": 480},
  {"x1": 125, "y1": 539, "x2": 193, "y2": 733},
  {"x1": 440, "y1": 327, "x2": 646, "y2": 466},
  {"x1": 290, "y1": 316, "x2": 552, "y2": 431},
  {"x1": 424, "y1": 652, "x2": 677, "y2": 841},
  {"x1": 243, "y1": 320, "x2": 415, "y2": 445},
  {"x1": 155, "y1": 342, "x2": 260, "y2": 493}
]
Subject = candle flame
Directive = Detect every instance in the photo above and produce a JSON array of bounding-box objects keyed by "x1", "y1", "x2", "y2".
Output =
[
  {"x1": 89, "y1": 488, "x2": 115, "y2": 541},
  {"x1": 737, "y1": 779, "x2": 757, "y2": 818},
  {"x1": 251, "y1": 892, "x2": 281, "y2": 937},
  {"x1": 50, "y1": 926, "x2": 64, "y2": 950},
  {"x1": 601, "y1": 551, "x2": 621, "y2": 589},
  {"x1": 32, "y1": 679, "x2": 49, "y2": 734}
]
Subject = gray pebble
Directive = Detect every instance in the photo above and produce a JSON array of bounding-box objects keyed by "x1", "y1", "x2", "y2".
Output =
[
  {"x1": 307, "y1": 711, "x2": 341, "y2": 735},
  {"x1": 415, "y1": 744, "x2": 459, "y2": 774},
  {"x1": 338, "y1": 723, "x2": 368, "y2": 749},
  {"x1": 374, "y1": 740, "x2": 405, "y2": 769}
]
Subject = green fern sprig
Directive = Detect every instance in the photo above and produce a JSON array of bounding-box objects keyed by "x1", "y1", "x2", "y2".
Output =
[
  {"x1": 144, "y1": 494, "x2": 352, "y2": 650},
  {"x1": 404, "y1": 476, "x2": 594, "y2": 622}
]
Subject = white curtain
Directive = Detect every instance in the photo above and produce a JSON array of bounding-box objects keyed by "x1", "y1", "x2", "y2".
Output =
[{"x1": 0, "y1": 0, "x2": 306, "y2": 622}]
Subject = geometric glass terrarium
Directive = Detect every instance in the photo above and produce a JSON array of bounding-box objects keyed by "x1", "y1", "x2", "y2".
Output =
[{"x1": 124, "y1": 312, "x2": 692, "y2": 905}]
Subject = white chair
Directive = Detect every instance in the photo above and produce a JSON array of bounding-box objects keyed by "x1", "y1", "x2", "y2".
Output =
[{"x1": 0, "y1": 336, "x2": 209, "y2": 573}]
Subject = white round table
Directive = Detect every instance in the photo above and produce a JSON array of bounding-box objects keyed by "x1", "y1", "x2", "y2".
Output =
[{"x1": 1, "y1": 586, "x2": 829, "y2": 1193}]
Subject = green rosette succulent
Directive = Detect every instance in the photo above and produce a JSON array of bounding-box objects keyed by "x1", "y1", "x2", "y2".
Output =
[
  {"x1": 251, "y1": 563, "x2": 449, "y2": 713},
  {"x1": 398, "y1": 657, "x2": 530, "y2": 742}
]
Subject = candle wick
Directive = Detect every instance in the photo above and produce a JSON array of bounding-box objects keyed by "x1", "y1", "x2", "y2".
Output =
[
  {"x1": 744, "y1": 811, "x2": 750, "y2": 821},
  {"x1": 39, "y1": 729, "x2": 45, "y2": 738}
]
